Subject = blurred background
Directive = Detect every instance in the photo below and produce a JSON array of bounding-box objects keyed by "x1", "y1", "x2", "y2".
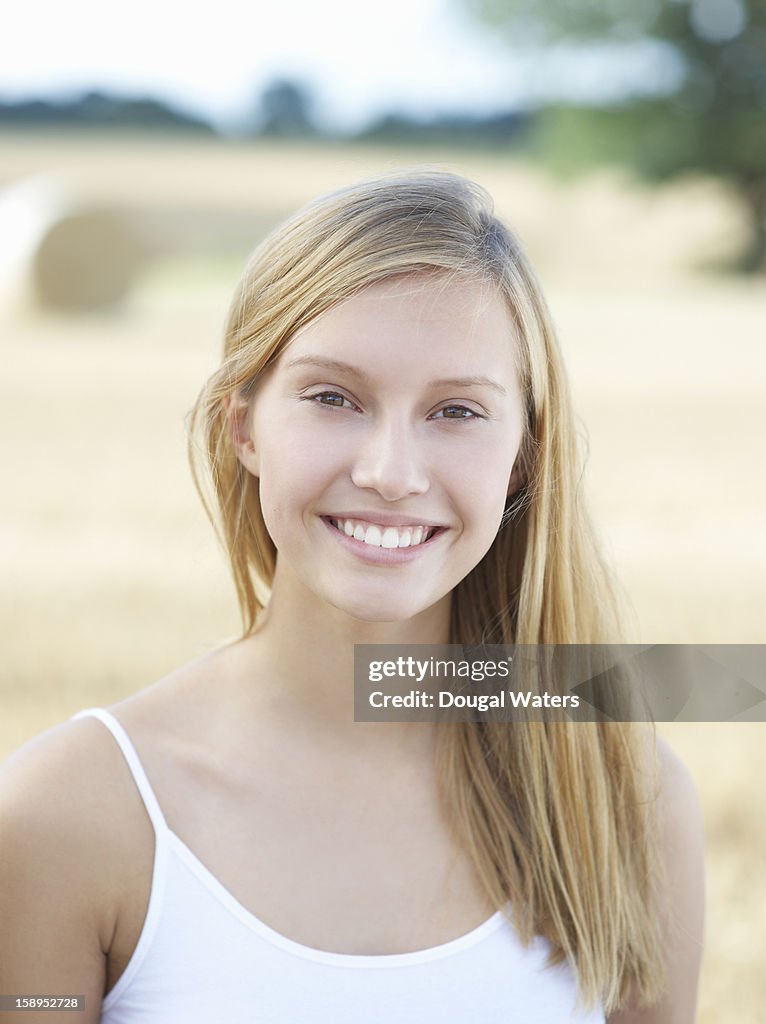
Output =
[{"x1": 1, "y1": 1, "x2": 764, "y2": 1019}]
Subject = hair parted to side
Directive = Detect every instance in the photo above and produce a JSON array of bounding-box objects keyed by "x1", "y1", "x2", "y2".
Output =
[{"x1": 187, "y1": 168, "x2": 665, "y2": 1015}]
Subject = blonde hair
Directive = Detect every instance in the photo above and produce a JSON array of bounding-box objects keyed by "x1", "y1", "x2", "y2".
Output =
[{"x1": 188, "y1": 169, "x2": 664, "y2": 1014}]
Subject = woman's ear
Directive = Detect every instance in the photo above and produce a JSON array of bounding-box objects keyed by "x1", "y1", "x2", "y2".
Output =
[{"x1": 225, "y1": 392, "x2": 260, "y2": 477}]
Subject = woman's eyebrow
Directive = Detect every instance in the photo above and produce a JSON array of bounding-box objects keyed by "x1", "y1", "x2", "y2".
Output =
[
  {"x1": 284, "y1": 355, "x2": 363, "y2": 378},
  {"x1": 430, "y1": 375, "x2": 506, "y2": 395},
  {"x1": 284, "y1": 355, "x2": 507, "y2": 395}
]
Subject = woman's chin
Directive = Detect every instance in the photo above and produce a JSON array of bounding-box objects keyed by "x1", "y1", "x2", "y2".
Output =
[
  {"x1": 331, "y1": 599, "x2": 424, "y2": 625},
  {"x1": 318, "y1": 587, "x2": 437, "y2": 627}
]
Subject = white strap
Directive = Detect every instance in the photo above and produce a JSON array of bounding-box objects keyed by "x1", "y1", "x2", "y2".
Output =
[{"x1": 71, "y1": 707, "x2": 169, "y2": 837}]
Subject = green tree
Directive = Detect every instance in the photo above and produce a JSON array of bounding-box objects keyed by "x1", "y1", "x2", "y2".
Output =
[
  {"x1": 256, "y1": 79, "x2": 318, "y2": 138},
  {"x1": 465, "y1": 0, "x2": 766, "y2": 270}
]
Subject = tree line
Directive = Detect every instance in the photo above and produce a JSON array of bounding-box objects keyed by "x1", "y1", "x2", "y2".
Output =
[{"x1": 3, "y1": 0, "x2": 765, "y2": 274}]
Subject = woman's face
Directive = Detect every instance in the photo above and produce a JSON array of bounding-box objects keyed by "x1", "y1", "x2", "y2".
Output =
[{"x1": 236, "y1": 273, "x2": 525, "y2": 623}]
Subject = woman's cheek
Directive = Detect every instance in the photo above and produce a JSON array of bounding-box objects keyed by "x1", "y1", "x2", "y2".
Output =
[{"x1": 451, "y1": 447, "x2": 513, "y2": 508}]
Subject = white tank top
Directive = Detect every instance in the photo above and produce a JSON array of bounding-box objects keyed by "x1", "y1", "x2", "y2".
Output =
[{"x1": 72, "y1": 707, "x2": 605, "y2": 1023}]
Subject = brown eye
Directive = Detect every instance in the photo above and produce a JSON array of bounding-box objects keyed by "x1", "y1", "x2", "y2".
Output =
[
  {"x1": 308, "y1": 391, "x2": 358, "y2": 410},
  {"x1": 435, "y1": 405, "x2": 480, "y2": 421},
  {"x1": 318, "y1": 393, "x2": 345, "y2": 406}
]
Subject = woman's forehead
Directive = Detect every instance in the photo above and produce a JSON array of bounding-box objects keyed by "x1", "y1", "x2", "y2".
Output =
[
  {"x1": 303, "y1": 272, "x2": 502, "y2": 325},
  {"x1": 282, "y1": 274, "x2": 518, "y2": 370}
]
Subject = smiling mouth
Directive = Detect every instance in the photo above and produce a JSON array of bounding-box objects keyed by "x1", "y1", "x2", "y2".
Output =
[{"x1": 324, "y1": 516, "x2": 442, "y2": 549}]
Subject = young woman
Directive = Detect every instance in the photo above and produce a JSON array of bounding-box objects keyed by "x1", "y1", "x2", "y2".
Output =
[{"x1": 0, "y1": 170, "x2": 704, "y2": 1022}]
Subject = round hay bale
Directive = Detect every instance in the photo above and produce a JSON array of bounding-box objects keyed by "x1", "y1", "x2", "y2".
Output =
[
  {"x1": 32, "y1": 209, "x2": 143, "y2": 310},
  {"x1": 0, "y1": 176, "x2": 145, "y2": 313}
]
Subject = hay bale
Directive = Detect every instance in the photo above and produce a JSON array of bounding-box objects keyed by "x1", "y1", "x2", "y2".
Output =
[
  {"x1": 32, "y1": 210, "x2": 143, "y2": 310},
  {"x1": 0, "y1": 176, "x2": 144, "y2": 312}
]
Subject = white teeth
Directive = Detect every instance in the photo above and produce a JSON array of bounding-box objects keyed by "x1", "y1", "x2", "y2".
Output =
[
  {"x1": 381, "y1": 527, "x2": 400, "y2": 549},
  {"x1": 330, "y1": 518, "x2": 436, "y2": 549},
  {"x1": 364, "y1": 524, "x2": 382, "y2": 546}
]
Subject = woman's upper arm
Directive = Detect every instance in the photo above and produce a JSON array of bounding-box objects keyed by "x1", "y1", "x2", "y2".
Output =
[
  {"x1": 0, "y1": 721, "x2": 117, "y2": 1024},
  {"x1": 608, "y1": 733, "x2": 705, "y2": 1024}
]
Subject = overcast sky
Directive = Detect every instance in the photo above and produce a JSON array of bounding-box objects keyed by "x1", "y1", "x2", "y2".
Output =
[{"x1": 2, "y1": 0, "x2": 679, "y2": 132}]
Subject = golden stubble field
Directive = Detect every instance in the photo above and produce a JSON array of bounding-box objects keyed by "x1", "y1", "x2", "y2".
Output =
[{"x1": 1, "y1": 135, "x2": 764, "y2": 1022}]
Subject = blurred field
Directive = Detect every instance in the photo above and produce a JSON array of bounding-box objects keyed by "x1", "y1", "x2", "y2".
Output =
[{"x1": 1, "y1": 134, "x2": 764, "y2": 1022}]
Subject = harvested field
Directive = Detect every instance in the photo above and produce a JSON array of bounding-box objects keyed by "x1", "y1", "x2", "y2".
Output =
[{"x1": 1, "y1": 134, "x2": 764, "y2": 1023}]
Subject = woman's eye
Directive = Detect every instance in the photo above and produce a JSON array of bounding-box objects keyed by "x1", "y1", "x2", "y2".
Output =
[
  {"x1": 308, "y1": 391, "x2": 356, "y2": 410},
  {"x1": 433, "y1": 405, "x2": 481, "y2": 421},
  {"x1": 304, "y1": 393, "x2": 481, "y2": 420}
]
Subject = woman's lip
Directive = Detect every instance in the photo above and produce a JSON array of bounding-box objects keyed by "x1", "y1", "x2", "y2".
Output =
[
  {"x1": 320, "y1": 516, "x2": 446, "y2": 564},
  {"x1": 323, "y1": 512, "x2": 446, "y2": 529}
]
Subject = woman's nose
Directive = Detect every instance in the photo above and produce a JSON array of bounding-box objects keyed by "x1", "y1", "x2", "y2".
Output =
[{"x1": 350, "y1": 419, "x2": 430, "y2": 501}]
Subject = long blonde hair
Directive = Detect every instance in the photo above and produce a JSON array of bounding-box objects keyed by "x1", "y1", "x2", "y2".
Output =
[{"x1": 187, "y1": 169, "x2": 664, "y2": 1014}]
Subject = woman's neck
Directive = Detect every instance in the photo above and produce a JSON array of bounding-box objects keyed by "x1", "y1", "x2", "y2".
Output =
[{"x1": 226, "y1": 563, "x2": 449, "y2": 755}]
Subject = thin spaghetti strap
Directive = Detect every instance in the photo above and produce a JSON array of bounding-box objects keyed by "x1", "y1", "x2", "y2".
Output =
[{"x1": 71, "y1": 707, "x2": 169, "y2": 838}]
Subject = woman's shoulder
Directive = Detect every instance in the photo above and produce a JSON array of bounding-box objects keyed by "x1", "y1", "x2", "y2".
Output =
[
  {"x1": 1, "y1": 640, "x2": 234, "y2": 790},
  {"x1": 0, "y1": 642, "x2": 239, "y2": 969},
  {"x1": 0, "y1": 642, "x2": 235, "y2": 885},
  {"x1": 644, "y1": 729, "x2": 702, "y2": 823},
  {"x1": 607, "y1": 730, "x2": 704, "y2": 1023},
  {"x1": 652, "y1": 731, "x2": 705, "y2": 909},
  {"x1": 0, "y1": 639, "x2": 251, "y2": 1004},
  {"x1": 636, "y1": 728, "x2": 704, "y2": 880},
  {"x1": 105, "y1": 639, "x2": 245, "y2": 760},
  {"x1": 0, "y1": 711, "x2": 133, "y2": 863},
  {"x1": 0, "y1": 713, "x2": 138, "y2": 1000}
]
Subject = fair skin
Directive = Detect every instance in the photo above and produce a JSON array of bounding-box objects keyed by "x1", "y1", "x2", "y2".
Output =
[{"x1": 0, "y1": 273, "x2": 703, "y2": 1022}]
